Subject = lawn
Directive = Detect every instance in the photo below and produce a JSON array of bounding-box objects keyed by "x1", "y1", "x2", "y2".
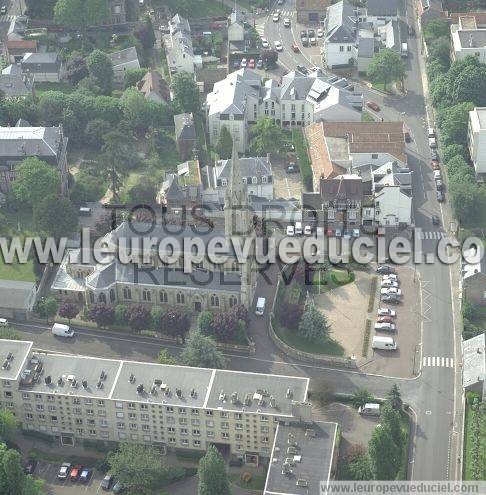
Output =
[
  {"x1": 313, "y1": 268, "x2": 355, "y2": 292},
  {"x1": 362, "y1": 110, "x2": 376, "y2": 122},
  {"x1": 272, "y1": 317, "x2": 345, "y2": 356},
  {"x1": 230, "y1": 471, "x2": 267, "y2": 490},
  {"x1": 396, "y1": 411, "x2": 411, "y2": 480},
  {"x1": 463, "y1": 394, "x2": 486, "y2": 480},
  {"x1": 34, "y1": 81, "x2": 74, "y2": 97},
  {"x1": 0, "y1": 257, "x2": 36, "y2": 282}
]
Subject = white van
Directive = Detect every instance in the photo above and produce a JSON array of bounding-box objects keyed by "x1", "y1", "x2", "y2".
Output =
[
  {"x1": 372, "y1": 336, "x2": 397, "y2": 350},
  {"x1": 52, "y1": 323, "x2": 75, "y2": 338},
  {"x1": 400, "y1": 42, "x2": 408, "y2": 57},
  {"x1": 434, "y1": 170, "x2": 442, "y2": 181},
  {"x1": 359, "y1": 403, "x2": 381, "y2": 416},
  {"x1": 0, "y1": 318, "x2": 8, "y2": 327},
  {"x1": 294, "y1": 221, "x2": 303, "y2": 235},
  {"x1": 255, "y1": 297, "x2": 266, "y2": 316}
]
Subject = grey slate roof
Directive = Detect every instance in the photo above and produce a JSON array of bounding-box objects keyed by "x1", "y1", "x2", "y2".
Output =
[
  {"x1": 321, "y1": 174, "x2": 363, "y2": 202},
  {"x1": 174, "y1": 113, "x2": 196, "y2": 141},
  {"x1": 215, "y1": 156, "x2": 272, "y2": 180},
  {"x1": 171, "y1": 14, "x2": 191, "y2": 34},
  {"x1": 21, "y1": 52, "x2": 60, "y2": 74},
  {"x1": 325, "y1": 0, "x2": 357, "y2": 43},
  {"x1": 107, "y1": 47, "x2": 139, "y2": 68},
  {"x1": 0, "y1": 126, "x2": 63, "y2": 159},
  {"x1": 358, "y1": 32, "x2": 375, "y2": 57},
  {"x1": 366, "y1": 0, "x2": 399, "y2": 17},
  {"x1": 1, "y1": 64, "x2": 22, "y2": 76},
  {"x1": 457, "y1": 30, "x2": 486, "y2": 48},
  {"x1": 0, "y1": 280, "x2": 36, "y2": 311},
  {"x1": 0, "y1": 74, "x2": 33, "y2": 98}
]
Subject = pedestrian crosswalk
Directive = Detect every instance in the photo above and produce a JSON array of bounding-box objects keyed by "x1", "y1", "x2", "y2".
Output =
[
  {"x1": 416, "y1": 231, "x2": 447, "y2": 240},
  {"x1": 0, "y1": 14, "x2": 15, "y2": 23},
  {"x1": 422, "y1": 356, "x2": 454, "y2": 368},
  {"x1": 279, "y1": 10, "x2": 295, "y2": 17}
]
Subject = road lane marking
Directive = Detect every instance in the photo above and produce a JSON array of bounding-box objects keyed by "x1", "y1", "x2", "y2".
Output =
[{"x1": 422, "y1": 356, "x2": 454, "y2": 368}]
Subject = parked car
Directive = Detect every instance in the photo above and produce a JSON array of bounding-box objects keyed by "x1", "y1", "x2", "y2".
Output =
[
  {"x1": 432, "y1": 214, "x2": 441, "y2": 225},
  {"x1": 286, "y1": 225, "x2": 295, "y2": 236},
  {"x1": 378, "y1": 308, "x2": 396, "y2": 317},
  {"x1": 256, "y1": 59, "x2": 263, "y2": 69},
  {"x1": 381, "y1": 280, "x2": 399, "y2": 288},
  {"x1": 303, "y1": 225, "x2": 312, "y2": 235},
  {"x1": 0, "y1": 6, "x2": 6, "y2": 14},
  {"x1": 277, "y1": 0, "x2": 284, "y2": 4},
  {"x1": 353, "y1": 228, "x2": 360, "y2": 237},
  {"x1": 296, "y1": 65, "x2": 308, "y2": 74},
  {"x1": 58, "y1": 463, "x2": 72, "y2": 480},
  {"x1": 428, "y1": 136, "x2": 437, "y2": 148},
  {"x1": 367, "y1": 101, "x2": 380, "y2": 112},
  {"x1": 0, "y1": 318, "x2": 8, "y2": 327},
  {"x1": 272, "y1": 12, "x2": 280, "y2": 22},
  {"x1": 300, "y1": 30, "x2": 307, "y2": 38},
  {"x1": 113, "y1": 481, "x2": 125, "y2": 494},
  {"x1": 374, "y1": 322, "x2": 396, "y2": 331},
  {"x1": 23, "y1": 459, "x2": 37, "y2": 475},
  {"x1": 377, "y1": 315, "x2": 395, "y2": 324},
  {"x1": 261, "y1": 37, "x2": 269, "y2": 48},
  {"x1": 79, "y1": 468, "x2": 92, "y2": 483},
  {"x1": 307, "y1": 29, "x2": 315, "y2": 37},
  {"x1": 431, "y1": 149, "x2": 439, "y2": 160},
  {"x1": 432, "y1": 161, "x2": 440, "y2": 171},
  {"x1": 286, "y1": 162, "x2": 298, "y2": 173},
  {"x1": 382, "y1": 273, "x2": 398, "y2": 281},
  {"x1": 381, "y1": 287, "x2": 402, "y2": 296},
  {"x1": 240, "y1": 58, "x2": 247, "y2": 68},
  {"x1": 70, "y1": 465, "x2": 83, "y2": 482},
  {"x1": 381, "y1": 294, "x2": 401, "y2": 304},
  {"x1": 232, "y1": 60, "x2": 240, "y2": 69},
  {"x1": 248, "y1": 59, "x2": 256, "y2": 69},
  {"x1": 404, "y1": 131, "x2": 412, "y2": 143},
  {"x1": 309, "y1": 36, "x2": 317, "y2": 45},
  {"x1": 436, "y1": 190, "x2": 445, "y2": 202},
  {"x1": 376, "y1": 265, "x2": 396, "y2": 274},
  {"x1": 428, "y1": 127, "x2": 436, "y2": 138},
  {"x1": 302, "y1": 36, "x2": 309, "y2": 46},
  {"x1": 334, "y1": 228, "x2": 342, "y2": 237},
  {"x1": 101, "y1": 474, "x2": 114, "y2": 491},
  {"x1": 292, "y1": 43, "x2": 300, "y2": 52},
  {"x1": 283, "y1": 17, "x2": 291, "y2": 27},
  {"x1": 343, "y1": 229, "x2": 352, "y2": 239},
  {"x1": 274, "y1": 41, "x2": 283, "y2": 51},
  {"x1": 317, "y1": 28, "x2": 324, "y2": 37},
  {"x1": 436, "y1": 179, "x2": 444, "y2": 191},
  {"x1": 316, "y1": 227, "x2": 324, "y2": 237}
]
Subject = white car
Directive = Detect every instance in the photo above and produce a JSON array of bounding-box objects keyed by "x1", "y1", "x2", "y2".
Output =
[
  {"x1": 381, "y1": 280, "x2": 399, "y2": 288},
  {"x1": 304, "y1": 225, "x2": 312, "y2": 235},
  {"x1": 240, "y1": 58, "x2": 247, "y2": 68},
  {"x1": 283, "y1": 18, "x2": 291, "y2": 27},
  {"x1": 0, "y1": 318, "x2": 8, "y2": 327},
  {"x1": 309, "y1": 36, "x2": 317, "y2": 45},
  {"x1": 382, "y1": 274, "x2": 398, "y2": 281},
  {"x1": 317, "y1": 28, "x2": 324, "y2": 37},
  {"x1": 261, "y1": 38, "x2": 269, "y2": 48},
  {"x1": 272, "y1": 13, "x2": 280, "y2": 22},
  {"x1": 286, "y1": 225, "x2": 295, "y2": 237},
  {"x1": 374, "y1": 322, "x2": 396, "y2": 331},
  {"x1": 377, "y1": 308, "x2": 396, "y2": 317},
  {"x1": 427, "y1": 127, "x2": 435, "y2": 138},
  {"x1": 316, "y1": 227, "x2": 324, "y2": 237},
  {"x1": 428, "y1": 136, "x2": 437, "y2": 148},
  {"x1": 381, "y1": 287, "x2": 402, "y2": 296},
  {"x1": 274, "y1": 41, "x2": 283, "y2": 51}
]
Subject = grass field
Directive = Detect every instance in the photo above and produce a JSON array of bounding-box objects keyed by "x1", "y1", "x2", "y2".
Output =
[
  {"x1": 463, "y1": 396, "x2": 486, "y2": 480},
  {"x1": 230, "y1": 471, "x2": 267, "y2": 490}
]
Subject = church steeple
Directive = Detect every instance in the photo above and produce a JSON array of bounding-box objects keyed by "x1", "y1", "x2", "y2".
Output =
[{"x1": 224, "y1": 141, "x2": 249, "y2": 239}]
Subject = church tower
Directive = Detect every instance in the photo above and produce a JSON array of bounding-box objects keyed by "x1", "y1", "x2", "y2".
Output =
[{"x1": 224, "y1": 143, "x2": 255, "y2": 309}]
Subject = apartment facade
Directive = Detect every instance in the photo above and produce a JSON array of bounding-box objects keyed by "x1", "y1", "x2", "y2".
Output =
[
  {"x1": 0, "y1": 340, "x2": 310, "y2": 465},
  {"x1": 468, "y1": 107, "x2": 486, "y2": 176},
  {"x1": 451, "y1": 15, "x2": 486, "y2": 63}
]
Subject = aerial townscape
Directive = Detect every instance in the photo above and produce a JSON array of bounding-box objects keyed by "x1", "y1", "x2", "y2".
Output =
[{"x1": 0, "y1": 0, "x2": 485, "y2": 494}]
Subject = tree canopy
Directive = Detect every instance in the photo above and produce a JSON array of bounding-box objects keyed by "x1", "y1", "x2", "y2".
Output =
[
  {"x1": 86, "y1": 49, "x2": 114, "y2": 95},
  {"x1": 180, "y1": 331, "x2": 226, "y2": 368},
  {"x1": 215, "y1": 125, "x2": 233, "y2": 159},
  {"x1": 250, "y1": 117, "x2": 288, "y2": 155},
  {"x1": 171, "y1": 72, "x2": 200, "y2": 114},
  {"x1": 0, "y1": 409, "x2": 17, "y2": 443},
  {"x1": 367, "y1": 49, "x2": 405, "y2": 90},
  {"x1": 297, "y1": 302, "x2": 330, "y2": 343},
  {"x1": 197, "y1": 445, "x2": 231, "y2": 495},
  {"x1": 33, "y1": 195, "x2": 78, "y2": 238},
  {"x1": 368, "y1": 425, "x2": 400, "y2": 480},
  {"x1": 54, "y1": 0, "x2": 108, "y2": 30}
]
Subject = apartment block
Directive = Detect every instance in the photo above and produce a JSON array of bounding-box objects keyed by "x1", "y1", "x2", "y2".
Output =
[
  {"x1": 468, "y1": 107, "x2": 486, "y2": 177},
  {"x1": 0, "y1": 340, "x2": 313, "y2": 466}
]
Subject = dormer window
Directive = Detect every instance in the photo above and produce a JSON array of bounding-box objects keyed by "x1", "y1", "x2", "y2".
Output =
[{"x1": 252, "y1": 177, "x2": 257, "y2": 184}]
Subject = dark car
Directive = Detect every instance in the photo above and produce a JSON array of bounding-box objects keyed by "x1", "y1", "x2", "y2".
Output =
[
  {"x1": 366, "y1": 101, "x2": 381, "y2": 112},
  {"x1": 79, "y1": 468, "x2": 92, "y2": 483},
  {"x1": 113, "y1": 481, "x2": 125, "y2": 494},
  {"x1": 381, "y1": 294, "x2": 401, "y2": 304},
  {"x1": 296, "y1": 65, "x2": 308, "y2": 74},
  {"x1": 232, "y1": 60, "x2": 240, "y2": 69},
  {"x1": 300, "y1": 30, "x2": 307, "y2": 38},
  {"x1": 436, "y1": 190, "x2": 445, "y2": 202},
  {"x1": 286, "y1": 163, "x2": 299, "y2": 173},
  {"x1": 432, "y1": 215, "x2": 440, "y2": 226},
  {"x1": 376, "y1": 265, "x2": 396, "y2": 275},
  {"x1": 101, "y1": 474, "x2": 114, "y2": 491},
  {"x1": 23, "y1": 459, "x2": 37, "y2": 475},
  {"x1": 302, "y1": 36, "x2": 309, "y2": 46},
  {"x1": 436, "y1": 179, "x2": 444, "y2": 191},
  {"x1": 307, "y1": 28, "x2": 315, "y2": 37},
  {"x1": 431, "y1": 150, "x2": 439, "y2": 161}
]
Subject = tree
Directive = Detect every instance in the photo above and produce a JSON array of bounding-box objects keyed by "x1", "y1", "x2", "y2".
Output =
[
  {"x1": 87, "y1": 50, "x2": 114, "y2": 95},
  {"x1": 124, "y1": 68, "x2": 148, "y2": 88},
  {"x1": 279, "y1": 303, "x2": 303, "y2": 330},
  {"x1": 150, "y1": 307, "x2": 165, "y2": 330},
  {"x1": 215, "y1": 125, "x2": 233, "y2": 159},
  {"x1": 368, "y1": 425, "x2": 400, "y2": 480},
  {"x1": 437, "y1": 101, "x2": 475, "y2": 147},
  {"x1": 449, "y1": 180, "x2": 483, "y2": 224},
  {"x1": 423, "y1": 19, "x2": 450, "y2": 41},
  {"x1": 197, "y1": 311, "x2": 214, "y2": 336},
  {"x1": 249, "y1": 117, "x2": 288, "y2": 155},
  {"x1": 428, "y1": 37, "x2": 451, "y2": 69},
  {"x1": 71, "y1": 169, "x2": 106, "y2": 204},
  {"x1": 450, "y1": 63, "x2": 486, "y2": 106},
  {"x1": 58, "y1": 302, "x2": 79, "y2": 323},
  {"x1": 197, "y1": 445, "x2": 231, "y2": 495},
  {"x1": 65, "y1": 52, "x2": 88, "y2": 86},
  {"x1": 311, "y1": 379, "x2": 334, "y2": 407},
  {"x1": 381, "y1": 402, "x2": 403, "y2": 450},
  {"x1": 171, "y1": 72, "x2": 200, "y2": 114},
  {"x1": 211, "y1": 312, "x2": 238, "y2": 342},
  {"x1": 342, "y1": 444, "x2": 373, "y2": 480},
  {"x1": 134, "y1": 16, "x2": 156, "y2": 50},
  {"x1": 34, "y1": 195, "x2": 78, "y2": 238},
  {"x1": 127, "y1": 304, "x2": 151, "y2": 332},
  {"x1": 426, "y1": 59, "x2": 448, "y2": 83},
  {"x1": 108, "y1": 443, "x2": 172, "y2": 495},
  {"x1": 84, "y1": 119, "x2": 112, "y2": 149},
  {"x1": 114, "y1": 304, "x2": 129, "y2": 325},
  {"x1": 442, "y1": 144, "x2": 468, "y2": 164},
  {"x1": 89, "y1": 304, "x2": 115, "y2": 328},
  {"x1": 351, "y1": 388, "x2": 373, "y2": 408},
  {"x1": 386, "y1": 384, "x2": 403, "y2": 411},
  {"x1": 367, "y1": 49, "x2": 405, "y2": 91},
  {"x1": 157, "y1": 348, "x2": 177, "y2": 365},
  {"x1": 11, "y1": 158, "x2": 60, "y2": 208},
  {"x1": 180, "y1": 331, "x2": 226, "y2": 368},
  {"x1": 26, "y1": 0, "x2": 56, "y2": 18},
  {"x1": 161, "y1": 309, "x2": 190, "y2": 343},
  {"x1": 39, "y1": 297, "x2": 58, "y2": 323},
  {"x1": 54, "y1": 0, "x2": 84, "y2": 29},
  {"x1": 3, "y1": 448, "x2": 24, "y2": 495},
  {"x1": 124, "y1": 177, "x2": 157, "y2": 204},
  {"x1": 0, "y1": 409, "x2": 17, "y2": 443},
  {"x1": 260, "y1": 49, "x2": 278, "y2": 68},
  {"x1": 297, "y1": 302, "x2": 330, "y2": 343}
]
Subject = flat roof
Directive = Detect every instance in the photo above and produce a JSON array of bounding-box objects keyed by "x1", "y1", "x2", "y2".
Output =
[
  {"x1": 264, "y1": 421, "x2": 338, "y2": 495},
  {"x1": 0, "y1": 340, "x2": 32, "y2": 381},
  {"x1": 462, "y1": 333, "x2": 485, "y2": 388}
]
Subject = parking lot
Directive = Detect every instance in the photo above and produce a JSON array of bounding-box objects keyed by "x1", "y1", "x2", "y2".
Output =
[
  {"x1": 362, "y1": 266, "x2": 421, "y2": 378},
  {"x1": 272, "y1": 154, "x2": 302, "y2": 199}
]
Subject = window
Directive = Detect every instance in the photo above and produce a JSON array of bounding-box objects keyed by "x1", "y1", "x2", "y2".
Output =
[
  {"x1": 191, "y1": 419, "x2": 200, "y2": 425},
  {"x1": 221, "y1": 422, "x2": 229, "y2": 429},
  {"x1": 141, "y1": 413, "x2": 149, "y2": 421},
  {"x1": 252, "y1": 177, "x2": 257, "y2": 184},
  {"x1": 123, "y1": 287, "x2": 131, "y2": 300},
  {"x1": 221, "y1": 178, "x2": 228, "y2": 187},
  {"x1": 207, "y1": 431, "x2": 215, "y2": 437},
  {"x1": 179, "y1": 408, "x2": 186, "y2": 414},
  {"x1": 234, "y1": 413, "x2": 242, "y2": 420},
  {"x1": 180, "y1": 428, "x2": 188, "y2": 435},
  {"x1": 98, "y1": 292, "x2": 106, "y2": 304},
  {"x1": 347, "y1": 46, "x2": 352, "y2": 52},
  {"x1": 220, "y1": 411, "x2": 228, "y2": 418},
  {"x1": 97, "y1": 400, "x2": 105, "y2": 406},
  {"x1": 262, "y1": 176, "x2": 267, "y2": 184},
  {"x1": 176, "y1": 292, "x2": 185, "y2": 304},
  {"x1": 129, "y1": 423, "x2": 137, "y2": 430},
  {"x1": 118, "y1": 432, "x2": 127, "y2": 440},
  {"x1": 142, "y1": 289, "x2": 151, "y2": 302},
  {"x1": 86, "y1": 409, "x2": 94, "y2": 415},
  {"x1": 210, "y1": 294, "x2": 219, "y2": 307},
  {"x1": 179, "y1": 417, "x2": 187, "y2": 425},
  {"x1": 166, "y1": 406, "x2": 174, "y2": 413},
  {"x1": 340, "y1": 46, "x2": 344, "y2": 52},
  {"x1": 142, "y1": 424, "x2": 150, "y2": 431},
  {"x1": 168, "y1": 437, "x2": 176, "y2": 444},
  {"x1": 235, "y1": 423, "x2": 243, "y2": 430},
  {"x1": 371, "y1": 154, "x2": 378, "y2": 159},
  {"x1": 191, "y1": 409, "x2": 199, "y2": 415},
  {"x1": 22, "y1": 393, "x2": 30, "y2": 400},
  {"x1": 116, "y1": 412, "x2": 124, "y2": 418},
  {"x1": 115, "y1": 402, "x2": 123, "y2": 409},
  {"x1": 206, "y1": 410, "x2": 213, "y2": 416},
  {"x1": 128, "y1": 413, "x2": 136, "y2": 419},
  {"x1": 222, "y1": 432, "x2": 229, "y2": 439},
  {"x1": 194, "y1": 440, "x2": 201, "y2": 447},
  {"x1": 159, "y1": 291, "x2": 168, "y2": 303},
  {"x1": 206, "y1": 420, "x2": 214, "y2": 428},
  {"x1": 236, "y1": 433, "x2": 243, "y2": 440},
  {"x1": 140, "y1": 404, "x2": 148, "y2": 410},
  {"x1": 192, "y1": 429, "x2": 201, "y2": 436},
  {"x1": 229, "y1": 295, "x2": 237, "y2": 308},
  {"x1": 181, "y1": 439, "x2": 189, "y2": 446}
]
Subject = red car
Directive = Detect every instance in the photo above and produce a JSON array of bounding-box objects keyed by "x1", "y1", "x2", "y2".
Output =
[
  {"x1": 292, "y1": 44, "x2": 300, "y2": 53},
  {"x1": 377, "y1": 316, "x2": 394, "y2": 324},
  {"x1": 70, "y1": 465, "x2": 83, "y2": 482},
  {"x1": 432, "y1": 162, "x2": 440, "y2": 171},
  {"x1": 366, "y1": 101, "x2": 381, "y2": 112},
  {"x1": 248, "y1": 59, "x2": 256, "y2": 69}
]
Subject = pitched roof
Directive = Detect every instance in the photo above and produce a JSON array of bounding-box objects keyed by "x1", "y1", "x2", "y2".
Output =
[
  {"x1": 21, "y1": 52, "x2": 59, "y2": 66},
  {"x1": 325, "y1": 0, "x2": 357, "y2": 43},
  {"x1": 366, "y1": 0, "x2": 399, "y2": 17},
  {"x1": 320, "y1": 174, "x2": 363, "y2": 201},
  {"x1": 136, "y1": 70, "x2": 170, "y2": 102},
  {"x1": 0, "y1": 280, "x2": 36, "y2": 311},
  {"x1": 215, "y1": 156, "x2": 272, "y2": 180},
  {"x1": 0, "y1": 74, "x2": 33, "y2": 98},
  {"x1": 174, "y1": 113, "x2": 196, "y2": 141},
  {"x1": 107, "y1": 47, "x2": 139, "y2": 68},
  {"x1": 0, "y1": 126, "x2": 63, "y2": 159},
  {"x1": 462, "y1": 333, "x2": 485, "y2": 389},
  {"x1": 6, "y1": 39, "x2": 37, "y2": 51}
]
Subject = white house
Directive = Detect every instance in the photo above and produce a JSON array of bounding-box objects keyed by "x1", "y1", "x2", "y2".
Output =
[
  {"x1": 451, "y1": 16, "x2": 486, "y2": 63},
  {"x1": 164, "y1": 14, "x2": 196, "y2": 74},
  {"x1": 363, "y1": 0, "x2": 399, "y2": 29},
  {"x1": 468, "y1": 107, "x2": 486, "y2": 176},
  {"x1": 374, "y1": 185, "x2": 412, "y2": 227},
  {"x1": 107, "y1": 47, "x2": 140, "y2": 87}
]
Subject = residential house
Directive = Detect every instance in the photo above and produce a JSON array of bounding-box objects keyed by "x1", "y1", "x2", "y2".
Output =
[
  {"x1": 174, "y1": 113, "x2": 197, "y2": 161},
  {"x1": 108, "y1": 47, "x2": 140, "y2": 87},
  {"x1": 462, "y1": 247, "x2": 486, "y2": 306},
  {"x1": 363, "y1": 0, "x2": 399, "y2": 28},
  {"x1": 451, "y1": 15, "x2": 486, "y2": 63},
  {"x1": 0, "y1": 122, "x2": 68, "y2": 195},
  {"x1": 1, "y1": 64, "x2": 22, "y2": 76},
  {"x1": 373, "y1": 185, "x2": 412, "y2": 227},
  {"x1": 371, "y1": 161, "x2": 412, "y2": 195},
  {"x1": 6, "y1": 40, "x2": 37, "y2": 64},
  {"x1": 204, "y1": 155, "x2": 273, "y2": 203},
  {"x1": 21, "y1": 52, "x2": 62, "y2": 82},
  {"x1": 228, "y1": 12, "x2": 245, "y2": 43},
  {"x1": 0, "y1": 74, "x2": 34, "y2": 99},
  {"x1": 0, "y1": 280, "x2": 37, "y2": 320},
  {"x1": 136, "y1": 70, "x2": 170, "y2": 104},
  {"x1": 467, "y1": 107, "x2": 486, "y2": 177},
  {"x1": 164, "y1": 14, "x2": 196, "y2": 75},
  {"x1": 296, "y1": 0, "x2": 331, "y2": 24},
  {"x1": 377, "y1": 20, "x2": 401, "y2": 52},
  {"x1": 462, "y1": 333, "x2": 485, "y2": 398},
  {"x1": 306, "y1": 121, "x2": 407, "y2": 192},
  {"x1": 206, "y1": 69, "x2": 363, "y2": 153}
]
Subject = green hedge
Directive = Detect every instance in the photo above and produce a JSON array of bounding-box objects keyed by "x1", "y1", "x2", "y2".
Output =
[
  {"x1": 21, "y1": 429, "x2": 54, "y2": 445},
  {"x1": 292, "y1": 128, "x2": 313, "y2": 192}
]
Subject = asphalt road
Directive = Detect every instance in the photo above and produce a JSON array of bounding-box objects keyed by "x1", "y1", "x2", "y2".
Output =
[{"x1": 257, "y1": 0, "x2": 462, "y2": 481}]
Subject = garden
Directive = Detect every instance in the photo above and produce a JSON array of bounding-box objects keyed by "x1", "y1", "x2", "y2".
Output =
[{"x1": 463, "y1": 391, "x2": 486, "y2": 480}]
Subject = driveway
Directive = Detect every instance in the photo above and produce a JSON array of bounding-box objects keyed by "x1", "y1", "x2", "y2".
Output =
[{"x1": 272, "y1": 154, "x2": 302, "y2": 200}]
